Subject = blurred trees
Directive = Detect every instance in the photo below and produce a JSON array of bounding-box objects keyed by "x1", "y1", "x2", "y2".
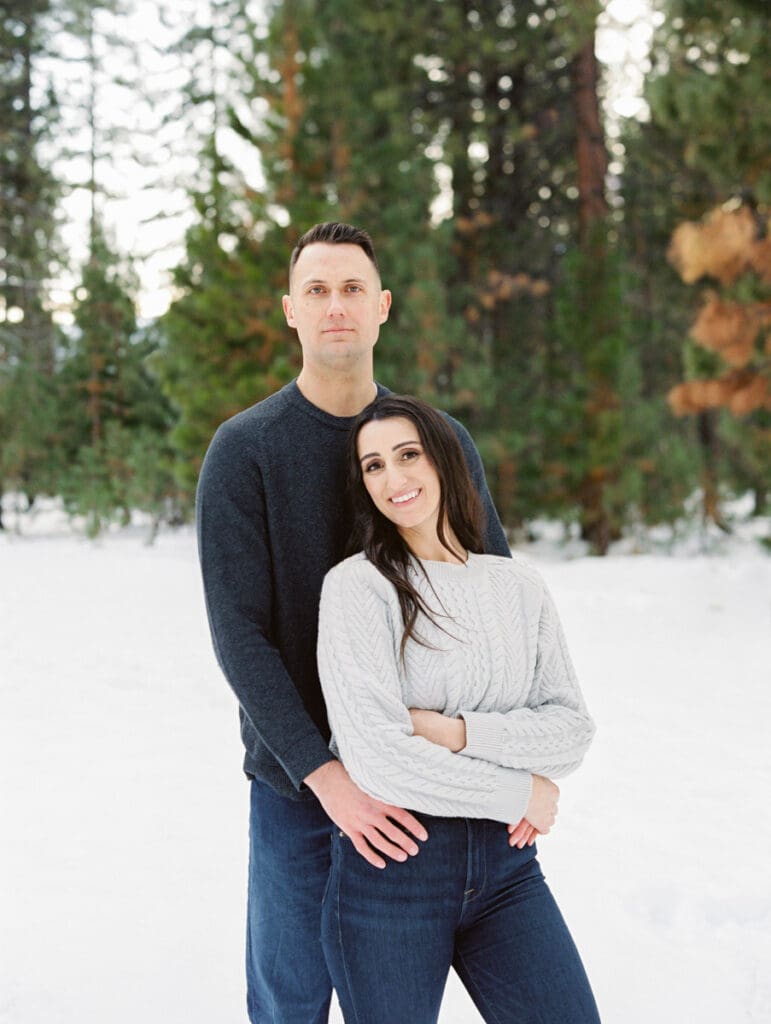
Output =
[
  {"x1": 621, "y1": 0, "x2": 770, "y2": 525},
  {"x1": 2, "y1": 0, "x2": 769, "y2": 542},
  {"x1": 57, "y1": 225, "x2": 176, "y2": 536},
  {"x1": 0, "y1": 0, "x2": 62, "y2": 523}
]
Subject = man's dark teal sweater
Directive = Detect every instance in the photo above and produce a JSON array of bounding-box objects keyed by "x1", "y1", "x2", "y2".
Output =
[{"x1": 196, "y1": 380, "x2": 510, "y2": 798}]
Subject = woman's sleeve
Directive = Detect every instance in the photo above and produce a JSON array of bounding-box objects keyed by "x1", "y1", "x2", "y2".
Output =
[
  {"x1": 317, "y1": 562, "x2": 532, "y2": 825},
  {"x1": 459, "y1": 583, "x2": 596, "y2": 778}
]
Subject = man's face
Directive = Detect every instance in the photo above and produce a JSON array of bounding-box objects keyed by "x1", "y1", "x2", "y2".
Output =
[{"x1": 282, "y1": 243, "x2": 391, "y2": 374}]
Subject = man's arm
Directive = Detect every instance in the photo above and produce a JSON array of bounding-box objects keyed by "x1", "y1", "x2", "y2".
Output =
[{"x1": 196, "y1": 419, "x2": 334, "y2": 789}]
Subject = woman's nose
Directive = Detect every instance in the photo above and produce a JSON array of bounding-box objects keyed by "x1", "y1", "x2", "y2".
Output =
[{"x1": 386, "y1": 464, "x2": 408, "y2": 490}]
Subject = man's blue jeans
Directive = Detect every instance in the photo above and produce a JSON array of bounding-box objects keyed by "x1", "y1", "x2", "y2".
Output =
[
  {"x1": 322, "y1": 814, "x2": 601, "y2": 1023},
  {"x1": 247, "y1": 778, "x2": 334, "y2": 1023}
]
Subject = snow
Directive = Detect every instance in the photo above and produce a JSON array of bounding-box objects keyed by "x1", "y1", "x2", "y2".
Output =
[{"x1": 1, "y1": 504, "x2": 770, "y2": 1023}]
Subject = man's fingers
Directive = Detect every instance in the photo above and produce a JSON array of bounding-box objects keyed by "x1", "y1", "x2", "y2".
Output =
[
  {"x1": 374, "y1": 818, "x2": 421, "y2": 856},
  {"x1": 350, "y1": 834, "x2": 386, "y2": 870},
  {"x1": 362, "y1": 824, "x2": 413, "y2": 863},
  {"x1": 384, "y1": 806, "x2": 428, "y2": 843}
]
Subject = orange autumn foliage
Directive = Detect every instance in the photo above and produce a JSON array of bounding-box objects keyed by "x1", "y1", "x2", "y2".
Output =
[
  {"x1": 668, "y1": 201, "x2": 771, "y2": 420},
  {"x1": 689, "y1": 293, "x2": 771, "y2": 368},
  {"x1": 668, "y1": 372, "x2": 770, "y2": 418},
  {"x1": 667, "y1": 204, "x2": 762, "y2": 285}
]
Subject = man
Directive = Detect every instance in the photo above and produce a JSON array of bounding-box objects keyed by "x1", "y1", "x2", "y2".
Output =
[{"x1": 196, "y1": 222, "x2": 512, "y2": 1023}]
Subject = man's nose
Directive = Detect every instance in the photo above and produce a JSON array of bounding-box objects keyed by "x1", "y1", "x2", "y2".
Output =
[{"x1": 326, "y1": 290, "x2": 345, "y2": 316}]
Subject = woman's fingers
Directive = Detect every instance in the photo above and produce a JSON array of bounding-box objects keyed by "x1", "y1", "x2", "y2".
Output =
[
  {"x1": 507, "y1": 819, "x2": 541, "y2": 848},
  {"x1": 508, "y1": 818, "x2": 529, "y2": 847},
  {"x1": 524, "y1": 775, "x2": 559, "y2": 834}
]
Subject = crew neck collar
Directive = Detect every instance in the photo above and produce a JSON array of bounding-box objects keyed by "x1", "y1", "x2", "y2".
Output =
[
  {"x1": 284, "y1": 378, "x2": 390, "y2": 430},
  {"x1": 409, "y1": 551, "x2": 485, "y2": 580}
]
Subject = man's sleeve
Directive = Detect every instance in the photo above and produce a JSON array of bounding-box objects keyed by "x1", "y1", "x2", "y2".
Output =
[
  {"x1": 196, "y1": 420, "x2": 335, "y2": 790},
  {"x1": 446, "y1": 415, "x2": 511, "y2": 558}
]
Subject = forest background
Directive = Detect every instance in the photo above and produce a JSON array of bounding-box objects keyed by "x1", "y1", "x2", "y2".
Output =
[{"x1": 1, "y1": 0, "x2": 769, "y2": 554}]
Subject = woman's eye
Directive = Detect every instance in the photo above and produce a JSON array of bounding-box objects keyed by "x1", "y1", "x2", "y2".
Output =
[
  {"x1": 401, "y1": 450, "x2": 420, "y2": 461},
  {"x1": 364, "y1": 461, "x2": 383, "y2": 473}
]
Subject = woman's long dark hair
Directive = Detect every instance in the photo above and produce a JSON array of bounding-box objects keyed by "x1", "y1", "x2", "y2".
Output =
[{"x1": 346, "y1": 394, "x2": 485, "y2": 659}]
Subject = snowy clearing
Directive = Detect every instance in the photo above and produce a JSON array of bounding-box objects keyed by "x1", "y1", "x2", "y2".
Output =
[{"x1": 1, "y1": 507, "x2": 770, "y2": 1023}]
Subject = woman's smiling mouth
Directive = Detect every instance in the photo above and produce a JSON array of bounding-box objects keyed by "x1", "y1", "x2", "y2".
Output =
[{"x1": 390, "y1": 489, "x2": 420, "y2": 506}]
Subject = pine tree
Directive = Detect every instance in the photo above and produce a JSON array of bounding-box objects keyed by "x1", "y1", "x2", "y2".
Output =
[
  {"x1": 0, "y1": 0, "x2": 62, "y2": 521},
  {"x1": 56, "y1": 224, "x2": 175, "y2": 535},
  {"x1": 622, "y1": 0, "x2": 770, "y2": 525},
  {"x1": 47, "y1": 0, "x2": 178, "y2": 534}
]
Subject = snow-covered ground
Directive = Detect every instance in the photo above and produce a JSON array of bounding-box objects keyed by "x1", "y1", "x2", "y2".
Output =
[{"x1": 1, "y1": 503, "x2": 770, "y2": 1023}]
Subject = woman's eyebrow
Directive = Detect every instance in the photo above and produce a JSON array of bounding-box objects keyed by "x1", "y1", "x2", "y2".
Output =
[{"x1": 359, "y1": 440, "x2": 420, "y2": 462}]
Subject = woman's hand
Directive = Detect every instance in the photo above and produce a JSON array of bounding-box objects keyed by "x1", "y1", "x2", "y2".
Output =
[
  {"x1": 507, "y1": 818, "x2": 539, "y2": 848},
  {"x1": 522, "y1": 774, "x2": 559, "y2": 835},
  {"x1": 409, "y1": 708, "x2": 466, "y2": 752},
  {"x1": 507, "y1": 775, "x2": 559, "y2": 848}
]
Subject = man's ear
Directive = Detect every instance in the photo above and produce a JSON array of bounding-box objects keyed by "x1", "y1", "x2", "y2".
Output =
[
  {"x1": 379, "y1": 289, "x2": 392, "y2": 324},
  {"x1": 282, "y1": 294, "x2": 296, "y2": 327}
]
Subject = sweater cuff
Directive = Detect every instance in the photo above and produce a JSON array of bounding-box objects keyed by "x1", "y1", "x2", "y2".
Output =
[
  {"x1": 459, "y1": 709, "x2": 506, "y2": 765},
  {"x1": 486, "y1": 769, "x2": 532, "y2": 825}
]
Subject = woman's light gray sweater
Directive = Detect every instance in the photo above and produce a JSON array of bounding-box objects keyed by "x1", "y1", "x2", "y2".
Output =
[{"x1": 317, "y1": 551, "x2": 596, "y2": 825}]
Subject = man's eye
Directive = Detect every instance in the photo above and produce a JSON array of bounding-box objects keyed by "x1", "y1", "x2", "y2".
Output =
[{"x1": 308, "y1": 286, "x2": 325, "y2": 295}]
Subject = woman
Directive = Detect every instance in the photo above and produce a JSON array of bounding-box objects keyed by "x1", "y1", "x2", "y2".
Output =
[{"x1": 317, "y1": 395, "x2": 600, "y2": 1024}]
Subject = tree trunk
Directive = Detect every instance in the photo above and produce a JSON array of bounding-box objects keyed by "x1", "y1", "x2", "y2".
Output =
[
  {"x1": 572, "y1": 26, "x2": 614, "y2": 554},
  {"x1": 697, "y1": 411, "x2": 731, "y2": 531},
  {"x1": 573, "y1": 35, "x2": 608, "y2": 245}
]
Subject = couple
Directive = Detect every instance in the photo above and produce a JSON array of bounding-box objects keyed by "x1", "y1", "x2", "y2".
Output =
[{"x1": 197, "y1": 222, "x2": 600, "y2": 1022}]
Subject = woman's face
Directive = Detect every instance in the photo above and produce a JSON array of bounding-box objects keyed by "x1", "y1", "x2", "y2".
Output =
[{"x1": 356, "y1": 416, "x2": 442, "y2": 538}]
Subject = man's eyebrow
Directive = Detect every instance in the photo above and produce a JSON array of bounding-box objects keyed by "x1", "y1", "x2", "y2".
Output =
[
  {"x1": 359, "y1": 440, "x2": 420, "y2": 462},
  {"x1": 299, "y1": 276, "x2": 367, "y2": 288}
]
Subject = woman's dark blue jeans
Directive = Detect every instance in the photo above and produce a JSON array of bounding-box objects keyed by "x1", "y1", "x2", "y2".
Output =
[{"x1": 322, "y1": 814, "x2": 600, "y2": 1024}]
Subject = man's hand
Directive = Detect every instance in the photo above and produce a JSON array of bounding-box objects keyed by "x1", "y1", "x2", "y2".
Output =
[
  {"x1": 304, "y1": 760, "x2": 427, "y2": 869},
  {"x1": 409, "y1": 708, "x2": 466, "y2": 752}
]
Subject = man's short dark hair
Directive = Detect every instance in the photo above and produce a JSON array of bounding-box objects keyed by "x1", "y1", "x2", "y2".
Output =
[{"x1": 288, "y1": 222, "x2": 380, "y2": 281}]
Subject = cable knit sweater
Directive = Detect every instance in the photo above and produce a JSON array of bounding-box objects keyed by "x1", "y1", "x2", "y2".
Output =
[{"x1": 317, "y1": 551, "x2": 596, "y2": 825}]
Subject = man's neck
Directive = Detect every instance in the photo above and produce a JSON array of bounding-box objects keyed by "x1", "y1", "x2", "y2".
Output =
[{"x1": 296, "y1": 369, "x2": 377, "y2": 418}]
